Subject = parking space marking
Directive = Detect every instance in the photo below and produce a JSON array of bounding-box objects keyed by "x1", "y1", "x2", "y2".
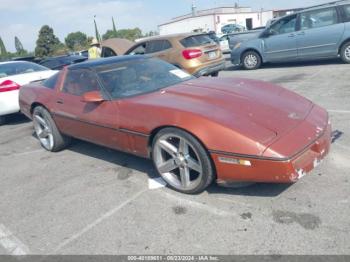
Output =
[
  {"x1": 53, "y1": 188, "x2": 147, "y2": 253},
  {"x1": 0, "y1": 149, "x2": 43, "y2": 158},
  {"x1": 0, "y1": 224, "x2": 30, "y2": 255},
  {"x1": 160, "y1": 191, "x2": 235, "y2": 217},
  {"x1": 328, "y1": 109, "x2": 350, "y2": 114},
  {"x1": 148, "y1": 177, "x2": 166, "y2": 190}
]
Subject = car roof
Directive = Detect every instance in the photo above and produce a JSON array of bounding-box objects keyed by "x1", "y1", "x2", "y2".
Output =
[
  {"x1": 42, "y1": 55, "x2": 83, "y2": 61},
  {"x1": 136, "y1": 32, "x2": 206, "y2": 43},
  {"x1": 284, "y1": 0, "x2": 350, "y2": 14},
  {"x1": 68, "y1": 55, "x2": 148, "y2": 70},
  {"x1": 0, "y1": 61, "x2": 34, "y2": 65}
]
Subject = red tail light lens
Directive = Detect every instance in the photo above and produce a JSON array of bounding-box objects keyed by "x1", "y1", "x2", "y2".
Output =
[
  {"x1": 182, "y1": 49, "x2": 202, "y2": 60},
  {"x1": 0, "y1": 80, "x2": 21, "y2": 92}
]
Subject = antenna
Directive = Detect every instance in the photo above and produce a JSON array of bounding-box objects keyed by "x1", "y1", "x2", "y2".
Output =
[{"x1": 191, "y1": 0, "x2": 197, "y2": 16}]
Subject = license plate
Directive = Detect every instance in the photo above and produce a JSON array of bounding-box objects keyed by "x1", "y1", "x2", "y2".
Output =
[{"x1": 208, "y1": 51, "x2": 217, "y2": 59}]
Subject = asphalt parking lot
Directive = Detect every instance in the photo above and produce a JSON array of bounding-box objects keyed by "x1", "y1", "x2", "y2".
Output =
[{"x1": 1, "y1": 60, "x2": 349, "y2": 255}]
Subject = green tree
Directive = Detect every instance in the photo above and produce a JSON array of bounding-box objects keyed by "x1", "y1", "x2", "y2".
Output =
[
  {"x1": 14, "y1": 36, "x2": 27, "y2": 56},
  {"x1": 102, "y1": 28, "x2": 143, "y2": 41},
  {"x1": 144, "y1": 31, "x2": 159, "y2": 37},
  {"x1": 0, "y1": 37, "x2": 8, "y2": 59},
  {"x1": 65, "y1": 31, "x2": 88, "y2": 51},
  {"x1": 35, "y1": 25, "x2": 61, "y2": 57},
  {"x1": 102, "y1": 29, "x2": 118, "y2": 40}
]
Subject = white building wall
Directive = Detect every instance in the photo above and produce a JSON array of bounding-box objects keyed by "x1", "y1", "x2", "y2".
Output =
[
  {"x1": 159, "y1": 15, "x2": 215, "y2": 35},
  {"x1": 159, "y1": 10, "x2": 274, "y2": 36}
]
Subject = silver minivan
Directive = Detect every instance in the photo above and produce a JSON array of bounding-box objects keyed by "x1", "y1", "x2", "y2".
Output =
[{"x1": 231, "y1": 1, "x2": 350, "y2": 69}]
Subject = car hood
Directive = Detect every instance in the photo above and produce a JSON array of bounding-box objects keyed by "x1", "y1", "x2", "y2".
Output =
[{"x1": 164, "y1": 77, "x2": 313, "y2": 145}]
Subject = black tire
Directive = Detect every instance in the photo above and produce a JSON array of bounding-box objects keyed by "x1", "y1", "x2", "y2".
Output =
[
  {"x1": 242, "y1": 50, "x2": 262, "y2": 70},
  {"x1": 0, "y1": 116, "x2": 6, "y2": 126},
  {"x1": 211, "y1": 71, "x2": 219, "y2": 77},
  {"x1": 152, "y1": 127, "x2": 215, "y2": 194},
  {"x1": 32, "y1": 106, "x2": 71, "y2": 152},
  {"x1": 340, "y1": 42, "x2": 350, "y2": 64}
]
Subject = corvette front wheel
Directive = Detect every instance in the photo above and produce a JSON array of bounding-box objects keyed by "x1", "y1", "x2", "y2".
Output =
[
  {"x1": 33, "y1": 106, "x2": 71, "y2": 152},
  {"x1": 152, "y1": 128, "x2": 215, "y2": 194}
]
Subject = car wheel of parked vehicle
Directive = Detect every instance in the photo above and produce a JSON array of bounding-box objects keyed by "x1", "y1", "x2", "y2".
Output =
[
  {"x1": 340, "y1": 42, "x2": 350, "y2": 64},
  {"x1": 152, "y1": 128, "x2": 215, "y2": 194},
  {"x1": 33, "y1": 106, "x2": 71, "y2": 152},
  {"x1": 0, "y1": 116, "x2": 6, "y2": 126},
  {"x1": 242, "y1": 51, "x2": 261, "y2": 70},
  {"x1": 211, "y1": 72, "x2": 219, "y2": 77}
]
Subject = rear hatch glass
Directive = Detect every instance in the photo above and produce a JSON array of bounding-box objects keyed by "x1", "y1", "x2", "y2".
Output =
[{"x1": 180, "y1": 35, "x2": 215, "y2": 48}]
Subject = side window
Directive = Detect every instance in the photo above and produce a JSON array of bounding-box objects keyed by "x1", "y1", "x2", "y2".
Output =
[
  {"x1": 163, "y1": 40, "x2": 172, "y2": 50},
  {"x1": 270, "y1": 15, "x2": 297, "y2": 35},
  {"x1": 62, "y1": 69, "x2": 100, "y2": 96},
  {"x1": 102, "y1": 47, "x2": 117, "y2": 57},
  {"x1": 300, "y1": 8, "x2": 338, "y2": 30},
  {"x1": 146, "y1": 40, "x2": 172, "y2": 54},
  {"x1": 128, "y1": 43, "x2": 146, "y2": 55},
  {"x1": 42, "y1": 72, "x2": 60, "y2": 89},
  {"x1": 342, "y1": 5, "x2": 350, "y2": 22},
  {"x1": 41, "y1": 60, "x2": 60, "y2": 69}
]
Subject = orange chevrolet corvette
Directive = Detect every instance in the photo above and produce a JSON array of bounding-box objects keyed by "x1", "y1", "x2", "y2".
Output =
[{"x1": 19, "y1": 56, "x2": 331, "y2": 194}]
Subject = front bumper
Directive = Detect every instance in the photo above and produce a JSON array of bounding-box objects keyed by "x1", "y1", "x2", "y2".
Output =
[
  {"x1": 193, "y1": 62, "x2": 226, "y2": 77},
  {"x1": 211, "y1": 122, "x2": 332, "y2": 184}
]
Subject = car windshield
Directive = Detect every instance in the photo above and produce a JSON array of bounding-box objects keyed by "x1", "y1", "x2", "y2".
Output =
[
  {"x1": 96, "y1": 58, "x2": 195, "y2": 99},
  {"x1": 0, "y1": 62, "x2": 48, "y2": 77}
]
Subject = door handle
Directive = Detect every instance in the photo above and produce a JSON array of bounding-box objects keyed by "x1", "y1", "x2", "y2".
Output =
[
  {"x1": 288, "y1": 34, "x2": 295, "y2": 38},
  {"x1": 56, "y1": 99, "x2": 64, "y2": 104},
  {"x1": 297, "y1": 31, "x2": 305, "y2": 36}
]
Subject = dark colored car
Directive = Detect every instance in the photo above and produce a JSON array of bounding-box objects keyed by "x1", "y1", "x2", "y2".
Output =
[
  {"x1": 39, "y1": 55, "x2": 87, "y2": 70},
  {"x1": 19, "y1": 56, "x2": 331, "y2": 194}
]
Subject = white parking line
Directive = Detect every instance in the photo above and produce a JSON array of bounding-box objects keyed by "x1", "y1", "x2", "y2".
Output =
[
  {"x1": 0, "y1": 149, "x2": 43, "y2": 158},
  {"x1": 148, "y1": 177, "x2": 166, "y2": 190},
  {"x1": 53, "y1": 189, "x2": 147, "y2": 253},
  {"x1": 160, "y1": 191, "x2": 235, "y2": 217},
  {"x1": 0, "y1": 224, "x2": 30, "y2": 255},
  {"x1": 328, "y1": 109, "x2": 350, "y2": 114}
]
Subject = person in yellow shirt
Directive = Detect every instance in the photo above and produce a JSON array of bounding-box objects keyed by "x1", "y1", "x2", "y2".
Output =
[{"x1": 88, "y1": 38, "x2": 102, "y2": 59}]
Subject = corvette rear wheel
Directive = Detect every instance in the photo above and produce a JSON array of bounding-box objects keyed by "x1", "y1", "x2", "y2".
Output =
[
  {"x1": 33, "y1": 106, "x2": 70, "y2": 152},
  {"x1": 152, "y1": 128, "x2": 215, "y2": 194}
]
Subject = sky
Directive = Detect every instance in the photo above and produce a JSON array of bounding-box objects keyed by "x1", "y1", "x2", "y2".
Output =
[{"x1": 0, "y1": 0, "x2": 331, "y2": 52}]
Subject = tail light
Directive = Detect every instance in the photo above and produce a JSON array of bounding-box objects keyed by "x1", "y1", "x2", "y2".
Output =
[
  {"x1": 182, "y1": 49, "x2": 202, "y2": 60},
  {"x1": 0, "y1": 80, "x2": 21, "y2": 92}
]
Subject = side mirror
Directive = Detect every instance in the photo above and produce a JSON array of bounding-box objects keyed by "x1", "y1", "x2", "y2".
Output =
[
  {"x1": 264, "y1": 28, "x2": 277, "y2": 37},
  {"x1": 82, "y1": 91, "x2": 104, "y2": 103}
]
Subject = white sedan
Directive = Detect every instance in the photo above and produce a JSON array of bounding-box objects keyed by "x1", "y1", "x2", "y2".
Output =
[{"x1": 0, "y1": 61, "x2": 58, "y2": 125}]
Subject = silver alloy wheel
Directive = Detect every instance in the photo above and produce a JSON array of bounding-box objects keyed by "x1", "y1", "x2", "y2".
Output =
[
  {"x1": 153, "y1": 134, "x2": 203, "y2": 191},
  {"x1": 345, "y1": 46, "x2": 350, "y2": 61},
  {"x1": 33, "y1": 111, "x2": 54, "y2": 150},
  {"x1": 244, "y1": 54, "x2": 258, "y2": 68}
]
